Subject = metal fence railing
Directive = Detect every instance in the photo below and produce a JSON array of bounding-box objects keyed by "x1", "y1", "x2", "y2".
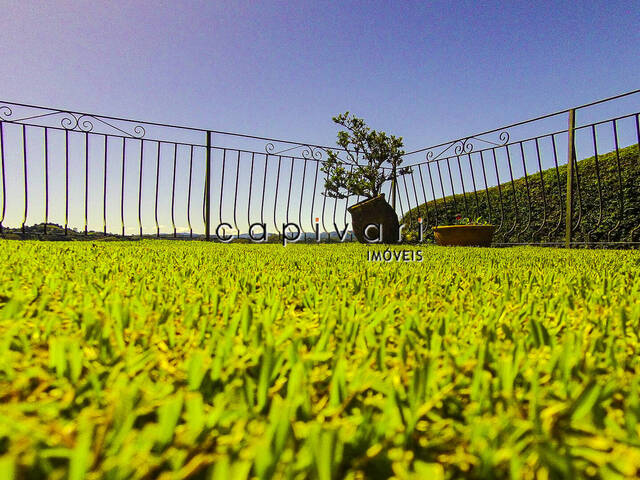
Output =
[
  {"x1": 0, "y1": 89, "x2": 639, "y2": 246},
  {"x1": 0, "y1": 101, "x2": 354, "y2": 241},
  {"x1": 393, "y1": 89, "x2": 640, "y2": 247}
]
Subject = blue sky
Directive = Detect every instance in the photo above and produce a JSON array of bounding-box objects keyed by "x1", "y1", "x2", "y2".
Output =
[
  {"x1": 3, "y1": 0, "x2": 639, "y2": 147},
  {"x1": 0, "y1": 0, "x2": 639, "y2": 235}
]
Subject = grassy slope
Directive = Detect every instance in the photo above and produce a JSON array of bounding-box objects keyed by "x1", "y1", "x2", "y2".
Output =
[
  {"x1": 1, "y1": 241, "x2": 640, "y2": 478},
  {"x1": 402, "y1": 144, "x2": 640, "y2": 244}
]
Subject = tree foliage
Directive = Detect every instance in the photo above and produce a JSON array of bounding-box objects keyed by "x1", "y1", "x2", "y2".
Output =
[{"x1": 321, "y1": 112, "x2": 411, "y2": 199}]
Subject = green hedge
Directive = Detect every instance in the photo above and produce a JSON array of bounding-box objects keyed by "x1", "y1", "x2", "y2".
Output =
[{"x1": 402, "y1": 144, "x2": 640, "y2": 244}]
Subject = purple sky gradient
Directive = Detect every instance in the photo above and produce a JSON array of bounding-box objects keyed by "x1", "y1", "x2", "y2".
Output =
[{"x1": 2, "y1": 0, "x2": 638, "y2": 150}]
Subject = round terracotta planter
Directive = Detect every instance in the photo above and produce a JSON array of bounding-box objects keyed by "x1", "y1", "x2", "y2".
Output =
[
  {"x1": 432, "y1": 225, "x2": 495, "y2": 246},
  {"x1": 347, "y1": 194, "x2": 399, "y2": 244}
]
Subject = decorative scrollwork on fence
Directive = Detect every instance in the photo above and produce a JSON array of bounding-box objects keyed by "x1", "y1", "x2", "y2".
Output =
[
  {"x1": 0, "y1": 105, "x2": 13, "y2": 120},
  {"x1": 425, "y1": 129, "x2": 511, "y2": 163},
  {"x1": 264, "y1": 142, "x2": 327, "y2": 161},
  {"x1": 60, "y1": 113, "x2": 95, "y2": 132},
  {"x1": 425, "y1": 141, "x2": 457, "y2": 163},
  {"x1": 264, "y1": 142, "x2": 276, "y2": 155},
  {"x1": 454, "y1": 138, "x2": 474, "y2": 155},
  {"x1": 301, "y1": 146, "x2": 324, "y2": 160},
  {"x1": 0, "y1": 104, "x2": 146, "y2": 138},
  {"x1": 91, "y1": 116, "x2": 146, "y2": 138},
  {"x1": 59, "y1": 113, "x2": 79, "y2": 130},
  {"x1": 78, "y1": 115, "x2": 96, "y2": 132}
]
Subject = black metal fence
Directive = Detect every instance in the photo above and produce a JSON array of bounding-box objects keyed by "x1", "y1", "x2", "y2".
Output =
[
  {"x1": 0, "y1": 90, "x2": 638, "y2": 246},
  {"x1": 0, "y1": 102, "x2": 353, "y2": 241},
  {"x1": 397, "y1": 90, "x2": 640, "y2": 247}
]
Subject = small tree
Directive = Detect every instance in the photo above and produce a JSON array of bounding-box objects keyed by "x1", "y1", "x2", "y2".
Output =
[{"x1": 321, "y1": 112, "x2": 411, "y2": 200}]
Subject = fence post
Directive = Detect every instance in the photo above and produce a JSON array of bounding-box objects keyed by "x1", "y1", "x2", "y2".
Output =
[
  {"x1": 565, "y1": 109, "x2": 576, "y2": 248},
  {"x1": 391, "y1": 163, "x2": 397, "y2": 210},
  {"x1": 205, "y1": 131, "x2": 212, "y2": 241}
]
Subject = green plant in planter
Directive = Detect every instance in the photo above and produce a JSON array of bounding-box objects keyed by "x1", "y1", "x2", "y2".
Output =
[
  {"x1": 321, "y1": 113, "x2": 411, "y2": 244},
  {"x1": 453, "y1": 215, "x2": 492, "y2": 226},
  {"x1": 321, "y1": 112, "x2": 410, "y2": 199}
]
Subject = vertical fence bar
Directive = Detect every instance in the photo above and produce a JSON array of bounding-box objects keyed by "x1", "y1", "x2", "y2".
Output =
[
  {"x1": 586, "y1": 125, "x2": 603, "y2": 242},
  {"x1": 248, "y1": 152, "x2": 255, "y2": 228},
  {"x1": 479, "y1": 151, "x2": 493, "y2": 225},
  {"x1": 120, "y1": 138, "x2": 126, "y2": 236},
  {"x1": 468, "y1": 153, "x2": 480, "y2": 218},
  {"x1": 44, "y1": 128, "x2": 49, "y2": 234},
  {"x1": 550, "y1": 135, "x2": 564, "y2": 240},
  {"x1": 21, "y1": 125, "x2": 28, "y2": 234},
  {"x1": 491, "y1": 149, "x2": 504, "y2": 234},
  {"x1": 138, "y1": 140, "x2": 144, "y2": 238},
  {"x1": 426, "y1": 164, "x2": 439, "y2": 225},
  {"x1": 435, "y1": 161, "x2": 448, "y2": 212},
  {"x1": 391, "y1": 163, "x2": 397, "y2": 210},
  {"x1": 505, "y1": 146, "x2": 519, "y2": 240},
  {"x1": 155, "y1": 142, "x2": 160, "y2": 237},
  {"x1": 310, "y1": 160, "x2": 319, "y2": 236},
  {"x1": 0, "y1": 122, "x2": 5, "y2": 233},
  {"x1": 103, "y1": 136, "x2": 108, "y2": 235},
  {"x1": 417, "y1": 165, "x2": 432, "y2": 226},
  {"x1": 65, "y1": 130, "x2": 69, "y2": 235},
  {"x1": 219, "y1": 149, "x2": 227, "y2": 228},
  {"x1": 299, "y1": 158, "x2": 307, "y2": 234},
  {"x1": 532, "y1": 138, "x2": 547, "y2": 237},
  {"x1": 171, "y1": 143, "x2": 178, "y2": 238},
  {"x1": 286, "y1": 156, "x2": 294, "y2": 229},
  {"x1": 273, "y1": 155, "x2": 282, "y2": 236},
  {"x1": 187, "y1": 145, "x2": 193, "y2": 239},
  {"x1": 630, "y1": 114, "x2": 640, "y2": 242},
  {"x1": 445, "y1": 158, "x2": 457, "y2": 214},
  {"x1": 396, "y1": 176, "x2": 405, "y2": 221},
  {"x1": 332, "y1": 180, "x2": 339, "y2": 231},
  {"x1": 565, "y1": 109, "x2": 576, "y2": 248},
  {"x1": 607, "y1": 119, "x2": 624, "y2": 242},
  {"x1": 518, "y1": 142, "x2": 532, "y2": 237},
  {"x1": 232, "y1": 150, "x2": 241, "y2": 235},
  {"x1": 572, "y1": 147, "x2": 584, "y2": 235},
  {"x1": 260, "y1": 154, "x2": 268, "y2": 228},
  {"x1": 401, "y1": 174, "x2": 412, "y2": 226},
  {"x1": 456, "y1": 155, "x2": 468, "y2": 216},
  {"x1": 320, "y1": 183, "x2": 329, "y2": 238},
  {"x1": 410, "y1": 170, "x2": 423, "y2": 226},
  {"x1": 349, "y1": 165, "x2": 359, "y2": 242},
  {"x1": 205, "y1": 131, "x2": 212, "y2": 240},
  {"x1": 84, "y1": 133, "x2": 89, "y2": 235}
]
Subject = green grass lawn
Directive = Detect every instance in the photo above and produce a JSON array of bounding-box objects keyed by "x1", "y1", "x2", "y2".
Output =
[{"x1": 1, "y1": 241, "x2": 640, "y2": 479}]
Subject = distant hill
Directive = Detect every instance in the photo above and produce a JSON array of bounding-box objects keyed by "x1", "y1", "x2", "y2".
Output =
[
  {"x1": 0, "y1": 223, "x2": 124, "y2": 241},
  {"x1": 401, "y1": 144, "x2": 640, "y2": 244},
  {"x1": 0, "y1": 222, "x2": 356, "y2": 243}
]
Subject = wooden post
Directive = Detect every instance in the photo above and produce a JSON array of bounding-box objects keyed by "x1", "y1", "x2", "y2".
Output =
[
  {"x1": 565, "y1": 109, "x2": 576, "y2": 248},
  {"x1": 205, "y1": 131, "x2": 212, "y2": 240}
]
